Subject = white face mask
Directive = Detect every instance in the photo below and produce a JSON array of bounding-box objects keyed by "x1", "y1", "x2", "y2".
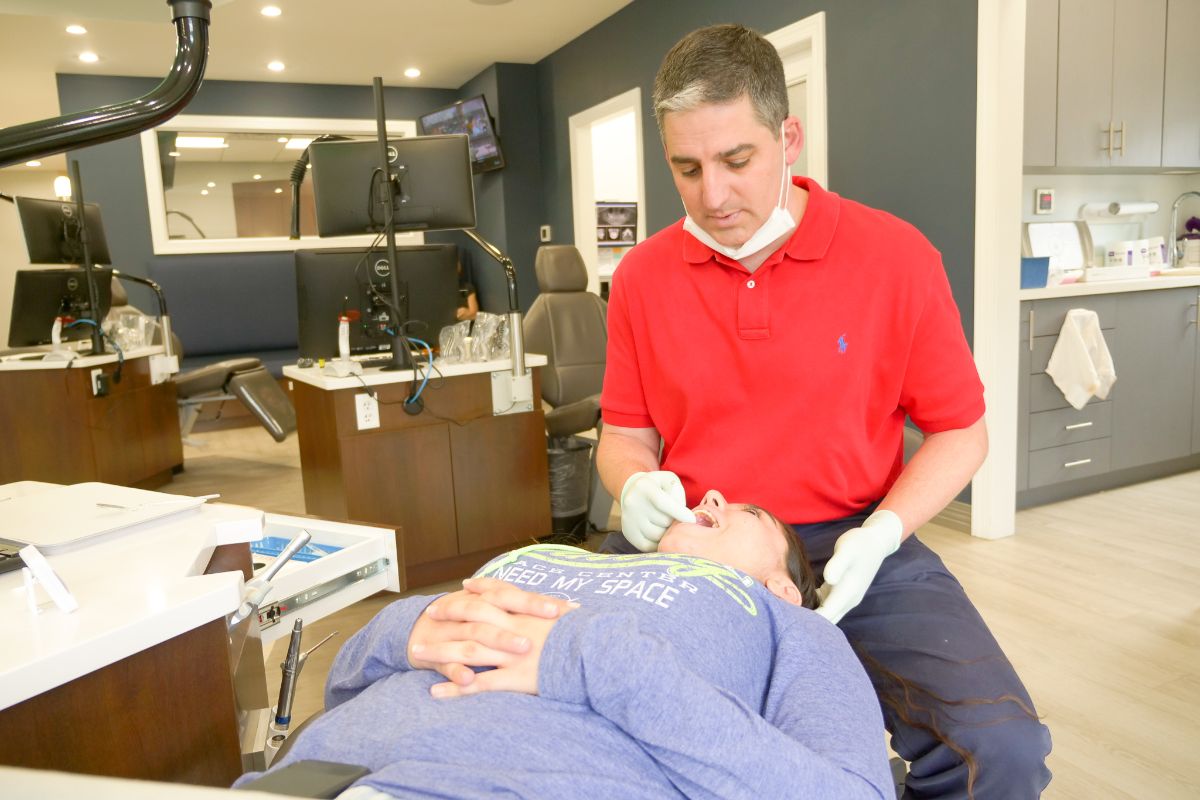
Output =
[{"x1": 682, "y1": 123, "x2": 795, "y2": 262}]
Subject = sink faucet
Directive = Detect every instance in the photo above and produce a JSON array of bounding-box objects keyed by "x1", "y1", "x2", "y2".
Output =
[{"x1": 1169, "y1": 191, "x2": 1200, "y2": 267}]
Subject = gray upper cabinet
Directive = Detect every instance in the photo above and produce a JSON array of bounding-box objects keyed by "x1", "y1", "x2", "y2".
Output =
[
  {"x1": 1056, "y1": 0, "x2": 1166, "y2": 168},
  {"x1": 1024, "y1": 0, "x2": 1059, "y2": 168},
  {"x1": 1163, "y1": 0, "x2": 1200, "y2": 167},
  {"x1": 1109, "y1": 288, "x2": 1197, "y2": 470}
]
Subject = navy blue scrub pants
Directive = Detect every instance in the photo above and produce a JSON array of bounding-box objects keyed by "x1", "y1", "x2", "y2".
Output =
[{"x1": 602, "y1": 510, "x2": 1053, "y2": 799}]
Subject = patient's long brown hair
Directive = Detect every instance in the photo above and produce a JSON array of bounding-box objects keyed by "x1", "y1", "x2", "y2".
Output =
[{"x1": 761, "y1": 512, "x2": 1041, "y2": 800}]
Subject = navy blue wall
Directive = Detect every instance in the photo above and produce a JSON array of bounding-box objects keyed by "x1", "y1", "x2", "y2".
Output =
[{"x1": 535, "y1": 0, "x2": 978, "y2": 340}]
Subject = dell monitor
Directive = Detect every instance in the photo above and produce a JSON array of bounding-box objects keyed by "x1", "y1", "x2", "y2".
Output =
[
  {"x1": 15, "y1": 196, "x2": 113, "y2": 265},
  {"x1": 295, "y1": 244, "x2": 459, "y2": 361},
  {"x1": 418, "y1": 95, "x2": 506, "y2": 174},
  {"x1": 307, "y1": 135, "x2": 477, "y2": 238},
  {"x1": 8, "y1": 267, "x2": 114, "y2": 348}
]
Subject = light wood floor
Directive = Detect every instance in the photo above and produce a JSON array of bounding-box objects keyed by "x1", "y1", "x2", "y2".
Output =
[{"x1": 168, "y1": 424, "x2": 1200, "y2": 798}]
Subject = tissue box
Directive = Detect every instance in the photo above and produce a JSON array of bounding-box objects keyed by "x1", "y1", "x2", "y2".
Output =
[{"x1": 1020, "y1": 257, "x2": 1050, "y2": 289}]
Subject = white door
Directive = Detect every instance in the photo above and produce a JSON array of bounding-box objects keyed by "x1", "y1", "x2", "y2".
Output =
[{"x1": 768, "y1": 13, "x2": 828, "y2": 187}]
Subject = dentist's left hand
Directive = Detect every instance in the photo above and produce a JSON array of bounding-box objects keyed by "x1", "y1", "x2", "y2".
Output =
[{"x1": 408, "y1": 577, "x2": 576, "y2": 686}]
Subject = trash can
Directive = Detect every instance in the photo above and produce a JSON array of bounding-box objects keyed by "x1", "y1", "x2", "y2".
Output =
[{"x1": 547, "y1": 435, "x2": 592, "y2": 540}]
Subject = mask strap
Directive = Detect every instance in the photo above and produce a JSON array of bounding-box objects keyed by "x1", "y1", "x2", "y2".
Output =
[{"x1": 776, "y1": 122, "x2": 790, "y2": 210}]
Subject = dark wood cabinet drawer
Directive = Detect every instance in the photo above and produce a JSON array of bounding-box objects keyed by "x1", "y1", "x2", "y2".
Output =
[
  {"x1": 1029, "y1": 402, "x2": 1111, "y2": 450},
  {"x1": 1028, "y1": 438, "x2": 1111, "y2": 487}
]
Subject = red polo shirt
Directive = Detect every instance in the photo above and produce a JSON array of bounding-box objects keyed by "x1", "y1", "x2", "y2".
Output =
[{"x1": 601, "y1": 177, "x2": 985, "y2": 523}]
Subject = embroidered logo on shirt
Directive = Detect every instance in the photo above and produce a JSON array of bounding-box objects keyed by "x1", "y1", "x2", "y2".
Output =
[{"x1": 837, "y1": 334, "x2": 848, "y2": 354}]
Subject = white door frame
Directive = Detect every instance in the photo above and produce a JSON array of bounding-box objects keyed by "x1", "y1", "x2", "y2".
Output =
[
  {"x1": 971, "y1": 0, "x2": 1027, "y2": 538},
  {"x1": 766, "y1": 12, "x2": 829, "y2": 188},
  {"x1": 568, "y1": 87, "x2": 647, "y2": 295}
]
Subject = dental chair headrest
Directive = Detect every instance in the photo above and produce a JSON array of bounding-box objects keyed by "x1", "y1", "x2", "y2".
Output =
[{"x1": 534, "y1": 245, "x2": 589, "y2": 293}]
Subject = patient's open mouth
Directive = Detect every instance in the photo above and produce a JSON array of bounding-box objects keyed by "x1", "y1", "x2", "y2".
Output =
[{"x1": 693, "y1": 509, "x2": 718, "y2": 528}]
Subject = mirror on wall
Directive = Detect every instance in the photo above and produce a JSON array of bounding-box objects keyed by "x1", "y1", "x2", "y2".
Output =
[{"x1": 140, "y1": 115, "x2": 419, "y2": 255}]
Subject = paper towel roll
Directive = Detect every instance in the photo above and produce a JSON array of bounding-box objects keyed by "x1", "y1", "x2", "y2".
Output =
[
  {"x1": 1107, "y1": 201, "x2": 1159, "y2": 216},
  {"x1": 1079, "y1": 201, "x2": 1160, "y2": 218}
]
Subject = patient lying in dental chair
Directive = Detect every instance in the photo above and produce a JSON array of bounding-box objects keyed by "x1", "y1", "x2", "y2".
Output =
[{"x1": 236, "y1": 490, "x2": 893, "y2": 799}]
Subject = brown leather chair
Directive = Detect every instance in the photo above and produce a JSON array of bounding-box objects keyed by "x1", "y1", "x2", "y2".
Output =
[{"x1": 523, "y1": 245, "x2": 613, "y2": 534}]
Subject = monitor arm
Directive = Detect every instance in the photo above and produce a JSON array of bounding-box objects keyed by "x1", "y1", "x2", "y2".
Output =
[
  {"x1": 112, "y1": 270, "x2": 176, "y2": 362},
  {"x1": 463, "y1": 228, "x2": 526, "y2": 379}
]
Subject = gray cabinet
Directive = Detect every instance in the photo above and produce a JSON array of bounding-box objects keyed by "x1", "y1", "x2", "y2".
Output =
[
  {"x1": 1023, "y1": 0, "x2": 1059, "y2": 168},
  {"x1": 1109, "y1": 288, "x2": 1197, "y2": 469},
  {"x1": 1056, "y1": 0, "x2": 1166, "y2": 168},
  {"x1": 1193, "y1": 291, "x2": 1200, "y2": 453},
  {"x1": 1017, "y1": 288, "x2": 1200, "y2": 505},
  {"x1": 1163, "y1": 0, "x2": 1200, "y2": 167}
]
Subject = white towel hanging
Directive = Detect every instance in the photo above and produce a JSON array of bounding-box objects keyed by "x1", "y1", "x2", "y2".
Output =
[{"x1": 1045, "y1": 309, "x2": 1116, "y2": 410}]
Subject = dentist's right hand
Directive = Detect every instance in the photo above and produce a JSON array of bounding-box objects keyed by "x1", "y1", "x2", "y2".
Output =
[{"x1": 620, "y1": 470, "x2": 697, "y2": 551}]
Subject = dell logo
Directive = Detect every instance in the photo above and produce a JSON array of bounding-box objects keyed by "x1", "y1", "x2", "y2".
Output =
[
  {"x1": 66, "y1": 277, "x2": 80, "y2": 291},
  {"x1": 386, "y1": 146, "x2": 398, "y2": 163},
  {"x1": 373, "y1": 259, "x2": 391, "y2": 278}
]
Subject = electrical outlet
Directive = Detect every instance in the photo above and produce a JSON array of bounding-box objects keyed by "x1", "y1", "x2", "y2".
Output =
[
  {"x1": 355, "y1": 392, "x2": 380, "y2": 430},
  {"x1": 90, "y1": 368, "x2": 109, "y2": 397},
  {"x1": 539, "y1": 224, "x2": 552, "y2": 243}
]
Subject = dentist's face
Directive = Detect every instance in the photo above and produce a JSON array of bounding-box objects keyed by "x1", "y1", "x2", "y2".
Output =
[{"x1": 662, "y1": 94, "x2": 801, "y2": 248}]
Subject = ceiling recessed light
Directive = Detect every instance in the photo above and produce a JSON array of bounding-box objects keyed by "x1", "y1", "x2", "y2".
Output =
[
  {"x1": 206, "y1": 181, "x2": 216, "y2": 188},
  {"x1": 78, "y1": 51, "x2": 99, "y2": 63},
  {"x1": 261, "y1": 5, "x2": 282, "y2": 17},
  {"x1": 200, "y1": 189, "x2": 209, "y2": 196},
  {"x1": 168, "y1": 151, "x2": 181, "y2": 157},
  {"x1": 253, "y1": 173, "x2": 262, "y2": 180},
  {"x1": 175, "y1": 136, "x2": 227, "y2": 149},
  {"x1": 25, "y1": 160, "x2": 41, "y2": 167},
  {"x1": 267, "y1": 61, "x2": 285, "y2": 72},
  {"x1": 274, "y1": 187, "x2": 283, "y2": 194},
  {"x1": 284, "y1": 137, "x2": 313, "y2": 150},
  {"x1": 276, "y1": 137, "x2": 288, "y2": 143},
  {"x1": 404, "y1": 67, "x2": 421, "y2": 79},
  {"x1": 65, "y1": 24, "x2": 87, "y2": 35},
  {"x1": 469, "y1": 0, "x2": 514, "y2": 4}
]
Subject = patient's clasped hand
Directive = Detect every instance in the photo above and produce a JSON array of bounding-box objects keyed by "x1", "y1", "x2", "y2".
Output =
[{"x1": 238, "y1": 491, "x2": 893, "y2": 799}]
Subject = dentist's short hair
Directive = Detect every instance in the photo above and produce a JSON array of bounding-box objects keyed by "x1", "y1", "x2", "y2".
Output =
[{"x1": 653, "y1": 24, "x2": 788, "y2": 136}]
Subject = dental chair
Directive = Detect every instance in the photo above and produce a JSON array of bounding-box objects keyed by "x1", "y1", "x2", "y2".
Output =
[
  {"x1": 522, "y1": 245, "x2": 613, "y2": 538},
  {"x1": 108, "y1": 276, "x2": 296, "y2": 442}
]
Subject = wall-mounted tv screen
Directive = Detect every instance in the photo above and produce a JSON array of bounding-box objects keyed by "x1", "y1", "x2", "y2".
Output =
[
  {"x1": 418, "y1": 95, "x2": 505, "y2": 174},
  {"x1": 596, "y1": 201, "x2": 637, "y2": 248}
]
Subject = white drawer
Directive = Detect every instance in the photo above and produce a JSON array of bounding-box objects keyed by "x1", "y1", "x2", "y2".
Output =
[{"x1": 252, "y1": 514, "x2": 402, "y2": 644}]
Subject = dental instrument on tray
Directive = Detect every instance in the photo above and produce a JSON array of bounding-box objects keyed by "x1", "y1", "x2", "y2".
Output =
[
  {"x1": 229, "y1": 530, "x2": 312, "y2": 628},
  {"x1": 94, "y1": 493, "x2": 220, "y2": 510},
  {"x1": 274, "y1": 619, "x2": 339, "y2": 731}
]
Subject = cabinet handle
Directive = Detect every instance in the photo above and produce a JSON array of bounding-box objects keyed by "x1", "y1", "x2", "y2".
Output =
[
  {"x1": 1116, "y1": 121, "x2": 1126, "y2": 157},
  {"x1": 1064, "y1": 421, "x2": 1094, "y2": 430},
  {"x1": 1063, "y1": 458, "x2": 1093, "y2": 468},
  {"x1": 1103, "y1": 123, "x2": 1113, "y2": 157},
  {"x1": 1029, "y1": 309, "x2": 1035, "y2": 351}
]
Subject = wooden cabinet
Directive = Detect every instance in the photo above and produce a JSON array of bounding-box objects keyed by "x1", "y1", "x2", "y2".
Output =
[
  {"x1": 1163, "y1": 0, "x2": 1200, "y2": 167},
  {"x1": 1056, "y1": 0, "x2": 1166, "y2": 168},
  {"x1": 1018, "y1": 288, "x2": 1200, "y2": 507},
  {"x1": 0, "y1": 355, "x2": 183, "y2": 488},
  {"x1": 291, "y1": 367, "x2": 552, "y2": 588}
]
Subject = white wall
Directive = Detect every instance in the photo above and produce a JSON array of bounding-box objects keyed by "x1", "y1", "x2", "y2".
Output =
[
  {"x1": 0, "y1": 170, "x2": 62, "y2": 344},
  {"x1": 591, "y1": 111, "x2": 639, "y2": 277}
]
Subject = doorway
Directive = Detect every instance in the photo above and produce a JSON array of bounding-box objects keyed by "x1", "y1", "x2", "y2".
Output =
[
  {"x1": 568, "y1": 87, "x2": 647, "y2": 296},
  {"x1": 767, "y1": 12, "x2": 828, "y2": 187}
]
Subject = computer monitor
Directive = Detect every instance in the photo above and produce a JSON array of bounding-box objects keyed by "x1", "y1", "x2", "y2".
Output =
[
  {"x1": 418, "y1": 95, "x2": 506, "y2": 174},
  {"x1": 8, "y1": 267, "x2": 114, "y2": 348},
  {"x1": 307, "y1": 135, "x2": 477, "y2": 238},
  {"x1": 294, "y1": 244, "x2": 459, "y2": 361},
  {"x1": 14, "y1": 196, "x2": 113, "y2": 265}
]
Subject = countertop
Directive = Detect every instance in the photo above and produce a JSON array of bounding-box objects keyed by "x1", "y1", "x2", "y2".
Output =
[
  {"x1": 284, "y1": 353, "x2": 548, "y2": 391},
  {"x1": 0, "y1": 482, "x2": 263, "y2": 711},
  {"x1": 1018, "y1": 272, "x2": 1200, "y2": 300},
  {"x1": 0, "y1": 345, "x2": 163, "y2": 371}
]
